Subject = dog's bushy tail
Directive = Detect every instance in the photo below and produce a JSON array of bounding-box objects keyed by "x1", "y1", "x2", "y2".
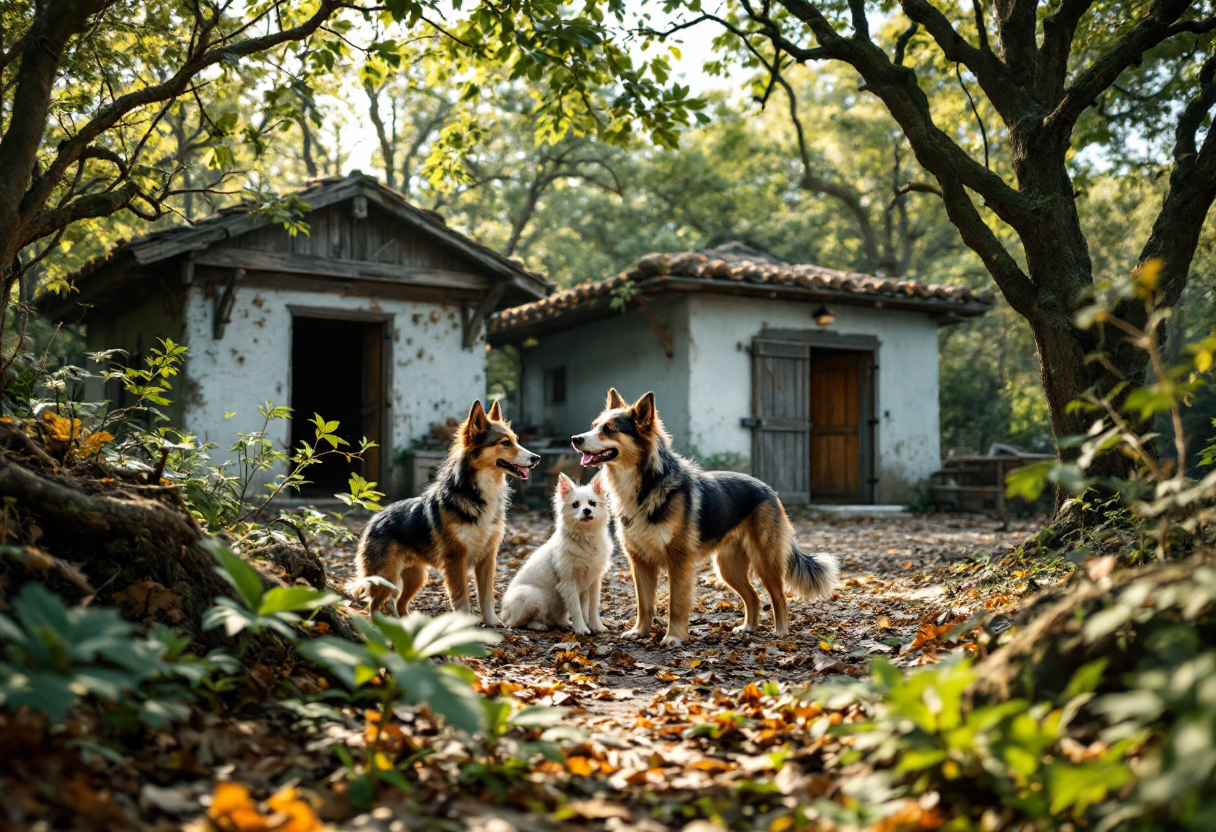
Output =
[
  {"x1": 352, "y1": 528, "x2": 392, "y2": 605},
  {"x1": 786, "y1": 543, "x2": 840, "y2": 600}
]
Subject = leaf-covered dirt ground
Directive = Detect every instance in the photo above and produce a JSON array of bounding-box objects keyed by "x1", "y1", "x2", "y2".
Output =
[
  {"x1": 2, "y1": 509, "x2": 1048, "y2": 832},
  {"x1": 324, "y1": 507, "x2": 1042, "y2": 708}
]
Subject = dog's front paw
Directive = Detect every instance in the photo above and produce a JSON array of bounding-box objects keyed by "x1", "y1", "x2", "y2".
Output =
[
  {"x1": 660, "y1": 635, "x2": 684, "y2": 648},
  {"x1": 590, "y1": 623, "x2": 607, "y2": 634},
  {"x1": 481, "y1": 614, "x2": 503, "y2": 628},
  {"x1": 620, "y1": 627, "x2": 646, "y2": 640},
  {"x1": 732, "y1": 623, "x2": 754, "y2": 635},
  {"x1": 572, "y1": 624, "x2": 591, "y2": 636}
]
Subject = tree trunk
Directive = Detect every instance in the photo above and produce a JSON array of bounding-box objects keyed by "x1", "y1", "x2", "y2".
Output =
[
  {"x1": 1013, "y1": 135, "x2": 1151, "y2": 493},
  {"x1": 0, "y1": 432, "x2": 359, "y2": 647},
  {"x1": 1026, "y1": 274, "x2": 1152, "y2": 516},
  {"x1": 0, "y1": 450, "x2": 230, "y2": 637}
]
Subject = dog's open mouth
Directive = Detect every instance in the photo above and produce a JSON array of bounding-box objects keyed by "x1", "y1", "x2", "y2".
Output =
[
  {"x1": 497, "y1": 460, "x2": 531, "y2": 480},
  {"x1": 580, "y1": 449, "x2": 618, "y2": 467}
]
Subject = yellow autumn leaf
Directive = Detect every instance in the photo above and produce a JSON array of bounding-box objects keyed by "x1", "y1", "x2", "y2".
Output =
[
  {"x1": 41, "y1": 411, "x2": 81, "y2": 442},
  {"x1": 208, "y1": 782, "x2": 269, "y2": 832},
  {"x1": 1135, "y1": 257, "x2": 1163, "y2": 292},
  {"x1": 77, "y1": 431, "x2": 113, "y2": 456},
  {"x1": 566, "y1": 755, "x2": 595, "y2": 776},
  {"x1": 1197, "y1": 349, "x2": 1213, "y2": 373},
  {"x1": 267, "y1": 786, "x2": 322, "y2": 832},
  {"x1": 769, "y1": 815, "x2": 795, "y2": 832}
]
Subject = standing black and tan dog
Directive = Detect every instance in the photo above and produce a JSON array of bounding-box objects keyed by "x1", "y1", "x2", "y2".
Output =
[
  {"x1": 572, "y1": 389, "x2": 838, "y2": 646},
  {"x1": 355, "y1": 400, "x2": 539, "y2": 625}
]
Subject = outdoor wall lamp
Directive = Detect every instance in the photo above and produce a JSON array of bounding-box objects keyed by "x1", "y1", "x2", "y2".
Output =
[{"x1": 813, "y1": 304, "x2": 835, "y2": 326}]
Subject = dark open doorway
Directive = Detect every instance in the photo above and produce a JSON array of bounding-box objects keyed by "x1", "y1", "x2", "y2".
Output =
[{"x1": 290, "y1": 313, "x2": 389, "y2": 498}]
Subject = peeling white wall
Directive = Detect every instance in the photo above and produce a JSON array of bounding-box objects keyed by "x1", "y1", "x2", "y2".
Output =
[
  {"x1": 684, "y1": 294, "x2": 941, "y2": 503},
  {"x1": 519, "y1": 294, "x2": 944, "y2": 503},
  {"x1": 519, "y1": 299, "x2": 693, "y2": 449},
  {"x1": 179, "y1": 285, "x2": 485, "y2": 492}
]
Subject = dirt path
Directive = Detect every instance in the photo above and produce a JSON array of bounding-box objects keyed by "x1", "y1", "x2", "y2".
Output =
[
  {"x1": 2, "y1": 508, "x2": 1049, "y2": 831},
  {"x1": 323, "y1": 509, "x2": 1041, "y2": 723}
]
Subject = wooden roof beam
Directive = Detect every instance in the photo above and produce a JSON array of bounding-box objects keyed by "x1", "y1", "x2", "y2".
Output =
[{"x1": 191, "y1": 247, "x2": 491, "y2": 292}]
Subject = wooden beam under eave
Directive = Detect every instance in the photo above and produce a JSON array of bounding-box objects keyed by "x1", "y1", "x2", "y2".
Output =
[
  {"x1": 462, "y1": 282, "x2": 507, "y2": 350},
  {"x1": 191, "y1": 247, "x2": 493, "y2": 292},
  {"x1": 636, "y1": 296, "x2": 674, "y2": 359},
  {"x1": 229, "y1": 269, "x2": 483, "y2": 307}
]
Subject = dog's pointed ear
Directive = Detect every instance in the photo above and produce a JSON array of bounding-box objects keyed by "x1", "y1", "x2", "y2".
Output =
[
  {"x1": 462, "y1": 400, "x2": 488, "y2": 442},
  {"x1": 590, "y1": 472, "x2": 607, "y2": 496},
  {"x1": 631, "y1": 391, "x2": 656, "y2": 431},
  {"x1": 606, "y1": 388, "x2": 627, "y2": 410},
  {"x1": 556, "y1": 472, "x2": 576, "y2": 499},
  {"x1": 487, "y1": 399, "x2": 503, "y2": 422}
]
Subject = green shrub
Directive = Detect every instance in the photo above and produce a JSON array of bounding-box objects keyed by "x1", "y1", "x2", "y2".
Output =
[
  {"x1": 202, "y1": 540, "x2": 341, "y2": 643},
  {"x1": 821, "y1": 657, "x2": 1133, "y2": 828},
  {"x1": 299, "y1": 611, "x2": 503, "y2": 808},
  {"x1": 0, "y1": 583, "x2": 235, "y2": 727}
]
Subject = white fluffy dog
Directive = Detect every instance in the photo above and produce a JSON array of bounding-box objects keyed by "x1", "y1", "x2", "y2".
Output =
[{"x1": 501, "y1": 473, "x2": 612, "y2": 635}]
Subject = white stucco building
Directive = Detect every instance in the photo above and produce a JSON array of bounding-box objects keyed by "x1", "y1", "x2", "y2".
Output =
[
  {"x1": 45, "y1": 174, "x2": 550, "y2": 496},
  {"x1": 488, "y1": 244, "x2": 994, "y2": 504}
]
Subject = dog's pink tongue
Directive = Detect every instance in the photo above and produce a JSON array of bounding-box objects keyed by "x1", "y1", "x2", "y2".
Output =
[{"x1": 580, "y1": 453, "x2": 596, "y2": 466}]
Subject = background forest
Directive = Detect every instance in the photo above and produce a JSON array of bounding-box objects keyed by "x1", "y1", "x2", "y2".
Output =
[{"x1": 20, "y1": 35, "x2": 1215, "y2": 464}]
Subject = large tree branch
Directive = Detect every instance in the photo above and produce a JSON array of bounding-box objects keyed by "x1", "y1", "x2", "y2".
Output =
[
  {"x1": 1050, "y1": 0, "x2": 1199, "y2": 133},
  {"x1": 1035, "y1": 0, "x2": 1095, "y2": 103},
  {"x1": 989, "y1": 0, "x2": 1039, "y2": 86},
  {"x1": 938, "y1": 178, "x2": 1037, "y2": 317},
  {"x1": 20, "y1": 0, "x2": 341, "y2": 246},
  {"x1": 0, "y1": 0, "x2": 107, "y2": 241},
  {"x1": 847, "y1": 0, "x2": 869, "y2": 39},
  {"x1": 1138, "y1": 54, "x2": 1216, "y2": 308},
  {"x1": 772, "y1": 0, "x2": 1040, "y2": 232},
  {"x1": 893, "y1": 22, "x2": 919, "y2": 65},
  {"x1": 24, "y1": 184, "x2": 140, "y2": 241},
  {"x1": 898, "y1": 0, "x2": 1036, "y2": 122}
]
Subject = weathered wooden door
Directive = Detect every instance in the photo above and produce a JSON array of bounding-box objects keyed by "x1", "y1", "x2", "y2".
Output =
[
  {"x1": 361, "y1": 324, "x2": 385, "y2": 485},
  {"x1": 809, "y1": 350, "x2": 863, "y2": 502},
  {"x1": 748, "y1": 339, "x2": 811, "y2": 503}
]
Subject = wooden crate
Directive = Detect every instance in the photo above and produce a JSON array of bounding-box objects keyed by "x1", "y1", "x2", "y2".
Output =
[
  {"x1": 929, "y1": 450, "x2": 1053, "y2": 515},
  {"x1": 403, "y1": 449, "x2": 448, "y2": 497}
]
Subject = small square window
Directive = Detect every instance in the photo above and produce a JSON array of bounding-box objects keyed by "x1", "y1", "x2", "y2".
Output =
[{"x1": 544, "y1": 367, "x2": 567, "y2": 404}]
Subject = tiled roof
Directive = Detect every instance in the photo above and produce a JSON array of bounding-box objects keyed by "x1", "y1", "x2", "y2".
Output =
[{"x1": 489, "y1": 243, "x2": 996, "y2": 337}]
